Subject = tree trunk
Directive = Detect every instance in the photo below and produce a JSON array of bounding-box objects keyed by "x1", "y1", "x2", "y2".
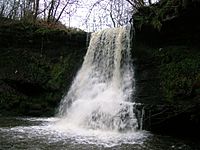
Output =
[
  {"x1": 34, "y1": 0, "x2": 40, "y2": 21},
  {"x1": 53, "y1": 0, "x2": 61, "y2": 22},
  {"x1": 47, "y1": 0, "x2": 55, "y2": 22},
  {"x1": 148, "y1": 0, "x2": 152, "y2": 5},
  {"x1": 55, "y1": 1, "x2": 70, "y2": 23}
]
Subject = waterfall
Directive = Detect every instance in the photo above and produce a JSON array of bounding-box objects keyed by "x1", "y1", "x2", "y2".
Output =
[{"x1": 57, "y1": 26, "x2": 138, "y2": 131}]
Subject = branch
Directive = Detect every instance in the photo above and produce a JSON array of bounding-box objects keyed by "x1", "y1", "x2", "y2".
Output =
[
  {"x1": 126, "y1": 0, "x2": 134, "y2": 6},
  {"x1": 84, "y1": 0, "x2": 105, "y2": 24}
]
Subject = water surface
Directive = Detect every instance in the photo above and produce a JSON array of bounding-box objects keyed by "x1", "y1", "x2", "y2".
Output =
[{"x1": 0, "y1": 117, "x2": 199, "y2": 150}]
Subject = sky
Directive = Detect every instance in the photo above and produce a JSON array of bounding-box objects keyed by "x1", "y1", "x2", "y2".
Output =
[
  {"x1": 61, "y1": 0, "x2": 132, "y2": 32},
  {"x1": 62, "y1": 0, "x2": 108, "y2": 32},
  {"x1": 61, "y1": 0, "x2": 160, "y2": 31}
]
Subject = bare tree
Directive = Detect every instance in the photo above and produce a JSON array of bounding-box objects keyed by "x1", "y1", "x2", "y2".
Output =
[
  {"x1": 47, "y1": 0, "x2": 55, "y2": 22},
  {"x1": 33, "y1": 0, "x2": 40, "y2": 20},
  {"x1": 0, "y1": 0, "x2": 7, "y2": 17},
  {"x1": 46, "y1": 0, "x2": 79, "y2": 23},
  {"x1": 83, "y1": 0, "x2": 133, "y2": 31}
]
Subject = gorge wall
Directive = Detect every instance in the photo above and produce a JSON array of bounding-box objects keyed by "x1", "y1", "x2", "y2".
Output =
[
  {"x1": 133, "y1": 3, "x2": 200, "y2": 137},
  {"x1": 0, "y1": 21, "x2": 87, "y2": 116}
]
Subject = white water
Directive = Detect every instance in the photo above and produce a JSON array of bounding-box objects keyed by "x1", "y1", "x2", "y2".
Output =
[
  {"x1": 0, "y1": 117, "x2": 148, "y2": 148},
  {"x1": 57, "y1": 26, "x2": 138, "y2": 131},
  {"x1": 0, "y1": 28, "x2": 196, "y2": 149},
  {"x1": 0, "y1": 27, "x2": 149, "y2": 149}
]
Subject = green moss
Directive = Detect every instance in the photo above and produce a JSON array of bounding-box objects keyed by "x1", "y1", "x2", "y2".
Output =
[
  {"x1": 35, "y1": 28, "x2": 52, "y2": 34},
  {"x1": 134, "y1": 0, "x2": 182, "y2": 31},
  {"x1": 0, "y1": 19, "x2": 86, "y2": 116},
  {"x1": 156, "y1": 46, "x2": 200, "y2": 101},
  {"x1": 48, "y1": 61, "x2": 65, "y2": 89}
]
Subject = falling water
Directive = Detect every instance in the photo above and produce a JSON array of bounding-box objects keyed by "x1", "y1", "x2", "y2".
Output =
[
  {"x1": 0, "y1": 27, "x2": 198, "y2": 150},
  {"x1": 57, "y1": 26, "x2": 138, "y2": 131}
]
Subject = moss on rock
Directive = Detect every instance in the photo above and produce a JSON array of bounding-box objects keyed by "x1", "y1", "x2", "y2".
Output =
[{"x1": 0, "y1": 21, "x2": 87, "y2": 116}]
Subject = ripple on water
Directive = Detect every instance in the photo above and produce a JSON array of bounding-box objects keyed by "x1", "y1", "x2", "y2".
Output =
[
  {"x1": 0, "y1": 117, "x2": 148, "y2": 149},
  {"x1": 1, "y1": 117, "x2": 199, "y2": 150}
]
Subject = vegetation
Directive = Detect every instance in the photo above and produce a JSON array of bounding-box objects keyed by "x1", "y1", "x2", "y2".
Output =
[
  {"x1": 0, "y1": 0, "x2": 79, "y2": 24},
  {"x1": 133, "y1": 0, "x2": 200, "y2": 136},
  {"x1": 134, "y1": 0, "x2": 200, "y2": 30},
  {"x1": 134, "y1": 0, "x2": 200, "y2": 103},
  {"x1": 0, "y1": 20, "x2": 87, "y2": 116},
  {"x1": 0, "y1": 1, "x2": 200, "y2": 138},
  {"x1": 155, "y1": 46, "x2": 200, "y2": 101},
  {"x1": 0, "y1": 49, "x2": 84, "y2": 116}
]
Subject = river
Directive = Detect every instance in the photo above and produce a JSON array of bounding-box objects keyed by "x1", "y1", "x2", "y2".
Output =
[{"x1": 0, "y1": 117, "x2": 199, "y2": 150}]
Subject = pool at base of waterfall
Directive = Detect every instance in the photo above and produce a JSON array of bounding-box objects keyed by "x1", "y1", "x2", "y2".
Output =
[{"x1": 0, "y1": 117, "x2": 199, "y2": 150}]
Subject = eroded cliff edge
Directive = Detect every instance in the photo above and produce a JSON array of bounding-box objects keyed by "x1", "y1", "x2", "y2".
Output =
[{"x1": 133, "y1": 1, "x2": 200, "y2": 138}]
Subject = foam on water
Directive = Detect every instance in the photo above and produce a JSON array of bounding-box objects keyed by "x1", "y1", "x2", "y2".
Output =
[{"x1": 0, "y1": 117, "x2": 147, "y2": 147}]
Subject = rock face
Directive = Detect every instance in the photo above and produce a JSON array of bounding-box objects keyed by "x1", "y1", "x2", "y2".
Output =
[
  {"x1": 0, "y1": 21, "x2": 87, "y2": 116},
  {"x1": 133, "y1": 3, "x2": 200, "y2": 138}
]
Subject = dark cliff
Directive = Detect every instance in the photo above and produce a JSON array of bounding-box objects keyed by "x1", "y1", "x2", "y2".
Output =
[
  {"x1": 0, "y1": 20, "x2": 87, "y2": 116},
  {"x1": 133, "y1": 1, "x2": 200, "y2": 138}
]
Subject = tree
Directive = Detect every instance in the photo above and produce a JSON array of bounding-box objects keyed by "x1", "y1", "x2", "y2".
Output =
[
  {"x1": 81, "y1": 0, "x2": 162, "y2": 31},
  {"x1": 83, "y1": 0, "x2": 133, "y2": 31},
  {"x1": 0, "y1": 0, "x2": 79, "y2": 24},
  {"x1": 46, "y1": 0, "x2": 79, "y2": 23},
  {"x1": 109, "y1": 0, "x2": 133, "y2": 27},
  {"x1": 0, "y1": 0, "x2": 7, "y2": 18},
  {"x1": 33, "y1": 0, "x2": 40, "y2": 20}
]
